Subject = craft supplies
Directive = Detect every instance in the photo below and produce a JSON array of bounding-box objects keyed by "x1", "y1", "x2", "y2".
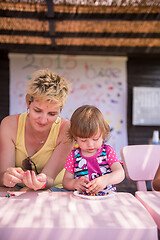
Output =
[{"x1": 5, "y1": 193, "x2": 15, "y2": 198}]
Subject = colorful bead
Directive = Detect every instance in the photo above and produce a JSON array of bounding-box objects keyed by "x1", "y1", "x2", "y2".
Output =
[
  {"x1": 5, "y1": 193, "x2": 15, "y2": 198},
  {"x1": 79, "y1": 190, "x2": 107, "y2": 196}
]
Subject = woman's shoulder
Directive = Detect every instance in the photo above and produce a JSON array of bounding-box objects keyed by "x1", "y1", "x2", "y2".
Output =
[
  {"x1": 60, "y1": 117, "x2": 70, "y2": 124},
  {"x1": 1, "y1": 114, "x2": 17, "y2": 127},
  {"x1": 57, "y1": 117, "x2": 74, "y2": 146},
  {"x1": 56, "y1": 117, "x2": 70, "y2": 138},
  {"x1": 0, "y1": 114, "x2": 20, "y2": 141},
  {"x1": 60, "y1": 117, "x2": 70, "y2": 130},
  {"x1": 0, "y1": 113, "x2": 25, "y2": 132}
]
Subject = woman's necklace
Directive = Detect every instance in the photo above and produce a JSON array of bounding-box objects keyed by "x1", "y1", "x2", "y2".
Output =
[
  {"x1": 38, "y1": 134, "x2": 48, "y2": 144},
  {"x1": 31, "y1": 131, "x2": 48, "y2": 144}
]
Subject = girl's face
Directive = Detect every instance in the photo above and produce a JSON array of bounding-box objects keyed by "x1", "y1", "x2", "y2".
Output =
[
  {"x1": 76, "y1": 131, "x2": 103, "y2": 157},
  {"x1": 28, "y1": 99, "x2": 61, "y2": 132}
]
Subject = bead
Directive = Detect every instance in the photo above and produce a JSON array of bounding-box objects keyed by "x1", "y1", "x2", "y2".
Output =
[
  {"x1": 5, "y1": 193, "x2": 15, "y2": 198},
  {"x1": 79, "y1": 190, "x2": 108, "y2": 197}
]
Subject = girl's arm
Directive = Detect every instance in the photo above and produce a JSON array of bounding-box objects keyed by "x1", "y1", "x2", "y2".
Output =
[
  {"x1": 86, "y1": 162, "x2": 125, "y2": 194},
  {"x1": 62, "y1": 148, "x2": 90, "y2": 191},
  {"x1": 62, "y1": 169, "x2": 89, "y2": 191},
  {"x1": 104, "y1": 161, "x2": 125, "y2": 186},
  {"x1": 0, "y1": 115, "x2": 24, "y2": 187},
  {"x1": 62, "y1": 169, "x2": 75, "y2": 190},
  {"x1": 153, "y1": 165, "x2": 160, "y2": 191}
]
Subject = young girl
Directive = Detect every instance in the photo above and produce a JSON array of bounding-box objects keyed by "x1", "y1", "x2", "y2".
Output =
[{"x1": 62, "y1": 105, "x2": 125, "y2": 194}]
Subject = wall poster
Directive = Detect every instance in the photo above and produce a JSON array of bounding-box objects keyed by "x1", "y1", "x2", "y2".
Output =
[{"x1": 9, "y1": 53, "x2": 127, "y2": 158}]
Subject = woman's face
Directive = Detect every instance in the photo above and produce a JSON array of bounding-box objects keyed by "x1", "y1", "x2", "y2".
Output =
[{"x1": 28, "y1": 99, "x2": 61, "y2": 132}]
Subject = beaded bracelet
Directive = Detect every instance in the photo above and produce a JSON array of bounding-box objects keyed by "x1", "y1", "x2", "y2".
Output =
[{"x1": 41, "y1": 179, "x2": 48, "y2": 189}]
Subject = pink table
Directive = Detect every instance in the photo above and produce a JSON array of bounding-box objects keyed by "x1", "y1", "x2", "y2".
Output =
[
  {"x1": 135, "y1": 191, "x2": 160, "y2": 234},
  {"x1": 0, "y1": 191, "x2": 158, "y2": 240}
]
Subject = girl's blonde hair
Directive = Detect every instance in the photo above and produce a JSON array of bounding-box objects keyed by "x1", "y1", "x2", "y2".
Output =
[
  {"x1": 26, "y1": 69, "x2": 69, "y2": 109},
  {"x1": 69, "y1": 105, "x2": 110, "y2": 141}
]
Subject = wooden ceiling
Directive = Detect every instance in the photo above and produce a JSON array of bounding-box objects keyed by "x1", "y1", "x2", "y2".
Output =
[{"x1": 0, "y1": 0, "x2": 160, "y2": 55}]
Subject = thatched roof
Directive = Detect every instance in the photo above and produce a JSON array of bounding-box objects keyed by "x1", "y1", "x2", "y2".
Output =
[{"x1": 0, "y1": 0, "x2": 160, "y2": 55}]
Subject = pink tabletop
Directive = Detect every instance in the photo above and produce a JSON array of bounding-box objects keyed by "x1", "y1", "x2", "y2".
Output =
[
  {"x1": 0, "y1": 191, "x2": 158, "y2": 240},
  {"x1": 135, "y1": 191, "x2": 160, "y2": 231}
]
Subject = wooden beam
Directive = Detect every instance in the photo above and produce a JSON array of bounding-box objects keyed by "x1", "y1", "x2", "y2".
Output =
[{"x1": 46, "y1": 0, "x2": 56, "y2": 47}]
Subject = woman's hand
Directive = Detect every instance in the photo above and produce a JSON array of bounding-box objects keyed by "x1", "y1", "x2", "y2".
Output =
[
  {"x1": 73, "y1": 176, "x2": 90, "y2": 192},
  {"x1": 23, "y1": 171, "x2": 47, "y2": 190},
  {"x1": 3, "y1": 167, "x2": 24, "y2": 187}
]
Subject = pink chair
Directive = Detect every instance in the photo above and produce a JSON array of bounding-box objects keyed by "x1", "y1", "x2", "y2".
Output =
[
  {"x1": 121, "y1": 145, "x2": 160, "y2": 191},
  {"x1": 121, "y1": 145, "x2": 160, "y2": 237}
]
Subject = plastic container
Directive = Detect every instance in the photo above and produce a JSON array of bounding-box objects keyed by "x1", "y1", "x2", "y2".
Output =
[{"x1": 152, "y1": 130, "x2": 159, "y2": 145}]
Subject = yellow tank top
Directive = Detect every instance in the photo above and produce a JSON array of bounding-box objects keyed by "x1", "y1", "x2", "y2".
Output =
[{"x1": 15, "y1": 113, "x2": 65, "y2": 188}]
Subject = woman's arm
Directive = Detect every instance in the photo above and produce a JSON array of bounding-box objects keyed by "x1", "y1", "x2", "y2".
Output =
[
  {"x1": 41, "y1": 120, "x2": 74, "y2": 188},
  {"x1": 22, "y1": 119, "x2": 75, "y2": 190},
  {"x1": 17, "y1": 119, "x2": 74, "y2": 191},
  {"x1": 0, "y1": 115, "x2": 24, "y2": 187},
  {"x1": 153, "y1": 165, "x2": 160, "y2": 191}
]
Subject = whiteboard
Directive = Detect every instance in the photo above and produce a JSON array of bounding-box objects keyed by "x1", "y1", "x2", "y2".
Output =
[
  {"x1": 9, "y1": 53, "x2": 127, "y2": 158},
  {"x1": 133, "y1": 86, "x2": 160, "y2": 126}
]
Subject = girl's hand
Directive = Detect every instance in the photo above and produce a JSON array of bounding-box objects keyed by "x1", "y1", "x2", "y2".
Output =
[
  {"x1": 23, "y1": 171, "x2": 47, "y2": 191},
  {"x1": 3, "y1": 167, "x2": 24, "y2": 187},
  {"x1": 86, "y1": 176, "x2": 106, "y2": 194},
  {"x1": 86, "y1": 162, "x2": 125, "y2": 194},
  {"x1": 73, "y1": 176, "x2": 90, "y2": 192}
]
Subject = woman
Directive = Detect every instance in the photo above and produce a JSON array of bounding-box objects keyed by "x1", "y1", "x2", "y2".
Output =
[{"x1": 0, "y1": 69, "x2": 74, "y2": 191}]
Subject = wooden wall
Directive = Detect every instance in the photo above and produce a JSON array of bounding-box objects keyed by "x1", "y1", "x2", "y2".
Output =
[
  {"x1": 127, "y1": 56, "x2": 160, "y2": 145},
  {"x1": 0, "y1": 51, "x2": 9, "y2": 122}
]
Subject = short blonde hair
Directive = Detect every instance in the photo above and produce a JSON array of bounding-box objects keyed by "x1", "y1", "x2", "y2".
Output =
[
  {"x1": 69, "y1": 105, "x2": 110, "y2": 141},
  {"x1": 26, "y1": 69, "x2": 69, "y2": 109}
]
